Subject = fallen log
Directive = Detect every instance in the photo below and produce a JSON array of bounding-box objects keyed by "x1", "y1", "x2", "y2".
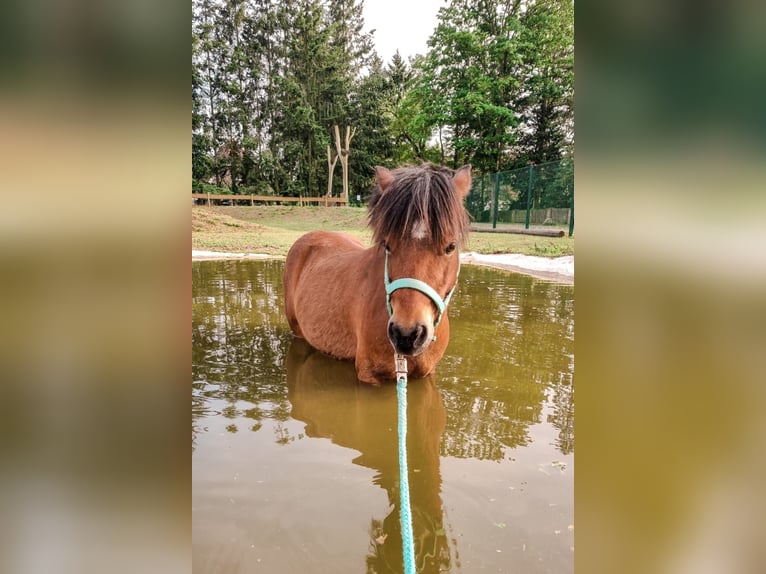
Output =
[{"x1": 469, "y1": 226, "x2": 565, "y2": 238}]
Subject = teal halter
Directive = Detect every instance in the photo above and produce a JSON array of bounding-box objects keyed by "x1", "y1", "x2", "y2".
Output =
[{"x1": 384, "y1": 249, "x2": 460, "y2": 328}]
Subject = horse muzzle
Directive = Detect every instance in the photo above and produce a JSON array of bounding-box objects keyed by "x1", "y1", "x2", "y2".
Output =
[{"x1": 387, "y1": 320, "x2": 432, "y2": 356}]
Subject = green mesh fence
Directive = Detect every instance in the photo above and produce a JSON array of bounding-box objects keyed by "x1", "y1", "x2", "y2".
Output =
[{"x1": 466, "y1": 159, "x2": 574, "y2": 235}]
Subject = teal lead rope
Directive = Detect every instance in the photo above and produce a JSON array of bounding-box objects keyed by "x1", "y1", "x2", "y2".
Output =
[
  {"x1": 385, "y1": 249, "x2": 461, "y2": 573},
  {"x1": 395, "y1": 353, "x2": 417, "y2": 574}
]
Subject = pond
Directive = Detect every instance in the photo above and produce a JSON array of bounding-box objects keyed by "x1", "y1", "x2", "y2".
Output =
[{"x1": 193, "y1": 259, "x2": 574, "y2": 573}]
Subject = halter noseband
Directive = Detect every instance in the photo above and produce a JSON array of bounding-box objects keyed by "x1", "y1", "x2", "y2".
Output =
[{"x1": 384, "y1": 249, "x2": 460, "y2": 328}]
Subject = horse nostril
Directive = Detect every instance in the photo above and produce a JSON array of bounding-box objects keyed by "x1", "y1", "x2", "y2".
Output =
[
  {"x1": 413, "y1": 323, "x2": 428, "y2": 347},
  {"x1": 389, "y1": 323, "x2": 409, "y2": 347},
  {"x1": 388, "y1": 322, "x2": 430, "y2": 354}
]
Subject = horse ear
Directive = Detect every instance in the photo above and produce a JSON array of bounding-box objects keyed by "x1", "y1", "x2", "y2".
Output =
[
  {"x1": 375, "y1": 166, "x2": 394, "y2": 193},
  {"x1": 453, "y1": 164, "x2": 472, "y2": 198}
]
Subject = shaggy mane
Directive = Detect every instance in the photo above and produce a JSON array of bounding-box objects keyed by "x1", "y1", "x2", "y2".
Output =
[{"x1": 367, "y1": 164, "x2": 469, "y2": 248}]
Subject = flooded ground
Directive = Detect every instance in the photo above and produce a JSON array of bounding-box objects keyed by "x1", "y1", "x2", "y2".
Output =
[{"x1": 192, "y1": 259, "x2": 574, "y2": 573}]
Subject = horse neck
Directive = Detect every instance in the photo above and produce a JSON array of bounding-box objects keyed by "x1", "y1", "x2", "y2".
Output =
[{"x1": 362, "y1": 244, "x2": 386, "y2": 274}]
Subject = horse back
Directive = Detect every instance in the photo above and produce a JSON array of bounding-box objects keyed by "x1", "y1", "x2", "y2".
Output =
[
  {"x1": 283, "y1": 231, "x2": 369, "y2": 356},
  {"x1": 284, "y1": 231, "x2": 365, "y2": 284}
]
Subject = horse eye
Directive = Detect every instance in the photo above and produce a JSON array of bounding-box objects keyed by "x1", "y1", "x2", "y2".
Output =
[{"x1": 445, "y1": 242, "x2": 457, "y2": 255}]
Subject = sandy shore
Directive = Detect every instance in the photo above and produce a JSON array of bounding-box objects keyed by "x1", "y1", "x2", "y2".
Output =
[
  {"x1": 460, "y1": 252, "x2": 573, "y2": 283},
  {"x1": 192, "y1": 250, "x2": 279, "y2": 261},
  {"x1": 193, "y1": 249, "x2": 574, "y2": 283}
]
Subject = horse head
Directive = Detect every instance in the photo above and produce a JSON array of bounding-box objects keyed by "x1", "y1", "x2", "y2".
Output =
[{"x1": 369, "y1": 164, "x2": 472, "y2": 357}]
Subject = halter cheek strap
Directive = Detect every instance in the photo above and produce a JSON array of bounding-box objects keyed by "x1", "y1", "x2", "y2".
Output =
[{"x1": 384, "y1": 249, "x2": 460, "y2": 328}]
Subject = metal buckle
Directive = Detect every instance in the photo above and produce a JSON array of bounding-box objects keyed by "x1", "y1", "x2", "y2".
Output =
[{"x1": 394, "y1": 353, "x2": 408, "y2": 380}]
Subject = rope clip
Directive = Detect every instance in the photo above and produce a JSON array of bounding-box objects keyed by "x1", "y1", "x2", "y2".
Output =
[{"x1": 394, "y1": 353, "x2": 408, "y2": 382}]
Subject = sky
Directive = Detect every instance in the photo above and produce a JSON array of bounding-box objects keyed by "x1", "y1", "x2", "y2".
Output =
[{"x1": 362, "y1": 0, "x2": 445, "y2": 64}]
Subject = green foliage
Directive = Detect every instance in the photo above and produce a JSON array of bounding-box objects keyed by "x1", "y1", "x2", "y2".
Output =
[
  {"x1": 412, "y1": 1, "x2": 523, "y2": 171},
  {"x1": 408, "y1": 0, "x2": 573, "y2": 174},
  {"x1": 193, "y1": 182, "x2": 232, "y2": 195},
  {"x1": 514, "y1": 0, "x2": 574, "y2": 164},
  {"x1": 192, "y1": 133, "x2": 212, "y2": 182},
  {"x1": 346, "y1": 56, "x2": 394, "y2": 200},
  {"x1": 192, "y1": 0, "x2": 573, "y2": 194}
]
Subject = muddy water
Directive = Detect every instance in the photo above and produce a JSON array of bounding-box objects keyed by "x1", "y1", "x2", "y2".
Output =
[{"x1": 192, "y1": 259, "x2": 574, "y2": 573}]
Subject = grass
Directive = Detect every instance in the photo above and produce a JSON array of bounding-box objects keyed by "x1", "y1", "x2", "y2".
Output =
[{"x1": 192, "y1": 205, "x2": 574, "y2": 257}]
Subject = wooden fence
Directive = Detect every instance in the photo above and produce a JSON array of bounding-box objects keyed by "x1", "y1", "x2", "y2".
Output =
[{"x1": 192, "y1": 193, "x2": 349, "y2": 206}]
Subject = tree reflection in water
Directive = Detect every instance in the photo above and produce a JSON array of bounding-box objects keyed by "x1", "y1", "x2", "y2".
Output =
[{"x1": 192, "y1": 260, "x2": 574, "y2": 462}]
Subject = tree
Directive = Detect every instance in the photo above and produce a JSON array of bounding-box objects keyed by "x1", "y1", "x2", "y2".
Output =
[
  {"x1": 346, "y1": 55, "x2": 395, "y2": 200},
  {"x1": 192, "y1": 31, "x2": 212, "y2": 184},
  {"x1": 404, "y1": 0, "x2": 573, "y2": 174},
  {"x1": 412, "y1": 0, "x2": 525, "y2": 172},
  {"x1": 270, "y1": 0, "x2": 328, "y2": 195},
  {"x1": 193, "y1": 0, "x2": 229, "y2": 185},
  {"x1": 383, "y1": 53, "x2": 432, "y2": 163},
  {"x1": 190, "y1": 0, "x2": 573, "y2": 196},
  {"x1": 514, "y1": 0, "x2": 574, "y2": 164}
]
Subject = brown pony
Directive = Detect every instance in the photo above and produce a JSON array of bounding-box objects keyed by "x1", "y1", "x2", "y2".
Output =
[{"x1": 283, "y1": 163, "x2": 471, "y2": 384}]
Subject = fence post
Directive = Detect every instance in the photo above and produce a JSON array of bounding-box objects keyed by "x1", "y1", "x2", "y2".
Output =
[
  {"x1": 568, "y1": 185, "x2": 574, "y2": 237},
  {"x1": 492, "y1": 173, "x2": 500, "y2": 229},
  {"x1": 525, "y1": 165, "x2": 533, "y2": 229},
  {"x1": 207, "y1": 192, "x2": 210, "y2": 206}
]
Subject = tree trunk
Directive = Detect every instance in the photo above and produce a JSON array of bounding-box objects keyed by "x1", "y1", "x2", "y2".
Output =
[
  {"x1": 326, "y1": 145, "x2": 339, "y2": 196},
  {"x1": 334, "y1": 124, "x2": 356, "y2": 201},
  {"x1": 438, "y1": 126, "x2": 446, "y2": 165}
]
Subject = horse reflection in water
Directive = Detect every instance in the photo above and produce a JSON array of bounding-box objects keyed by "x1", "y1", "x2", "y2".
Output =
[{"x1": 286, "y1": 338, "x2": 455, "y2": 573}]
